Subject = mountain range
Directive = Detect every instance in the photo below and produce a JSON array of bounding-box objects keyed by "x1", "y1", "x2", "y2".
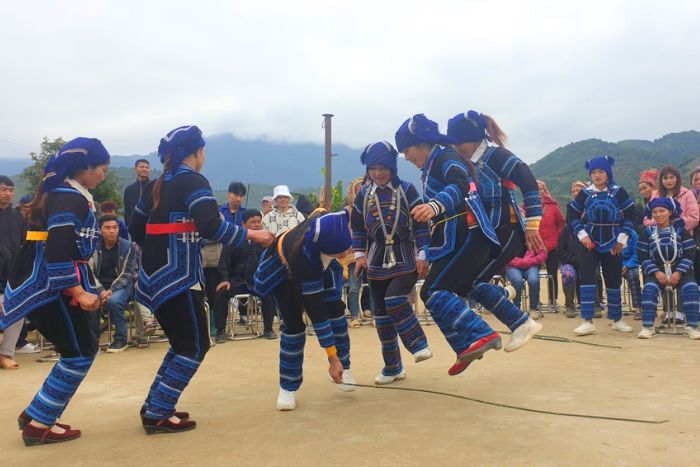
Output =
[{"x1": 3, "y1": 130, "x2": 700, "y2": 206}]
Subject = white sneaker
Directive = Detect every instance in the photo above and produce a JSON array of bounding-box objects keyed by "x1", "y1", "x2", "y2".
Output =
[
  {"x1": 504, "y1": 285, "x2": 517, "y2": 301},
  {"x1": 375, "y1": 370, "x2": 407, "y2": 385},
  {"x1": 504, "y1": 318, "x2": 543, "y2": 352},
  {"x1": 15, "y1": 343, "x2": 40, "y2": 354},
  {"x1": 336, "y1": 369, "x2": 356, "y2": 392},
  {"x1": 638, "y1": 327, "x2": 657, "y2": 339},
  {"x1": 413, "y1": 348, "x2": 433, "y2": 363},
  {"x1": 684, "y1": 326, "x2": 700, "y2": 340},
  {"x1": 276, "y1": 388, "x2": 296, "y2": 411},
  {"x1": 574, "y1": 320, "x2": 596, "y2": 336},
  {"x1": 612, "y1": 319, "x2": 633, "y2": 333}
]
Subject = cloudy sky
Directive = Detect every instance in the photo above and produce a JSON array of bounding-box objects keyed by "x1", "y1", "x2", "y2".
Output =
[{"x1": 1, "y1": 0, "x2": 698, "y2": 163}]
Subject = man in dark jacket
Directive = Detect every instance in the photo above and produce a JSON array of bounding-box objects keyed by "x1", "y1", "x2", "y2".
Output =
[
  {"x1": 213, "y1": 209, "x2": 277, "y2": 342},
  {"x1": 89, "y1": 215, "x2": 139, "y2": 352},
  {"x1": 123, "y1": 158, "x2": 151, "y2": 225}
]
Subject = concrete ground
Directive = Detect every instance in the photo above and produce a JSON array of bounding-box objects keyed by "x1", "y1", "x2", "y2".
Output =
[{"x1": 1, "y1": 311, "x2": 698, "y2": 466}]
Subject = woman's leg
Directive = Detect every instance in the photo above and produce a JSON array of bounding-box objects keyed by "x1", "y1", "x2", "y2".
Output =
[
  {"x1": 346, "y1": 263, "x2": 361, "y2": 320},
  {"x1": 370, "y1": 279, "x2": 402, "y2": 376},
  {"x1": 384, "y1": 273, "x2": 428, "y2": 354},
  {"x1": 546, "y1": 250, "x2": 559, "y2": 303},
  {"x1": 25, "y1": 297, "x2": 98, "y2": 427},
  {"x1": 526, "y1": 266, "x2": 541, "y2": 311},
  {"x1": 576, "y1": 247, "x2": 599, "y2": 321},
  {"x1": 272, "y1": 281, "x2": 307, "y2": 392},
  {"x1": 600, "y1": 253, "x2": 623, "y2": 321},
  {"x1": 505, "y1": 267, "x2": 524, "y2": 309}
]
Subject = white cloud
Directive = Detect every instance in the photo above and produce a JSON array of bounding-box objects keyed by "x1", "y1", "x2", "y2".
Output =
[{"x1": 1, "y1": 0, "x2": 698, "y2": 163}]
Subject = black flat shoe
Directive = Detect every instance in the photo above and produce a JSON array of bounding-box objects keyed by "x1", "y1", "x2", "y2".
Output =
[{"x1": 142, "y1": 417, "x2": 197, "y2": 435}]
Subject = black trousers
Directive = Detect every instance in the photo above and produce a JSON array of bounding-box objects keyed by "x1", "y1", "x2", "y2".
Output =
[
  {"x1": 154, "y1": 290, "x2": 210, "y2": 361},
  {"x1": 370, "y1": 272, "x2": 418, "y2": 317},
  {"x1": 213, "y1": 284, "x2": 276, "y2": 332},
  {"x1": 272, "y1": 279, "x2": 345, "y2": 334},
  {"x1": 577, "y1": 248, "x2": 622, "y2": 289},
  {"x1": 474, "y1": 223, "x2": 525, "y2": 284},
  {"x1": 28, "y1": 296, "x2": 99, "y2": 358},
  {"x1": 421, "y1": 227, "x2": 494, "y2": 302},
  {"x1": 203, "y1": 267, "x2": 221, "y2": 309}
]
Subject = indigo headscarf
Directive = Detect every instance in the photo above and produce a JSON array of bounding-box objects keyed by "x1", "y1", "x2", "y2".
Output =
[
  {"x1": 646, "y1": 197, "x2": 682, "y2": 220},
  {"x1": 360, "y1": 141, "x2": 398, "y2": 176},
  {"x1": 447, "y1": 110, "x2": 487, "y2": 143},
  {"x1": 157, "y1": 125, "x2": 206, "y2": 171},
  {"x1": 41, "y1": 137, "x2": 110, "y2": 193},
  {"x1": 394, "y1": 114, "x2": 455, "y2": 153},
  {"x1": 585, "y1": 155, "x2": 615, "y2": 185}
]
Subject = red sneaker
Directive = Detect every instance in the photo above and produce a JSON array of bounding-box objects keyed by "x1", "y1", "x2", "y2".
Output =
[
  {"x1": 22, "y1": 423, "x2": 81, "y2": 447},
  {"x1": 448, "y1": 332, "x2": 502, "y2": 376},
  {"x1": 17, "y1": 411, "x2": 71, "y2": 431}
]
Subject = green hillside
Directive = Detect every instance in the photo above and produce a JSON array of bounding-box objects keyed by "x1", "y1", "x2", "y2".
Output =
[{"x1": 531, "y1": 131, "x2": 700, "y2": 202}]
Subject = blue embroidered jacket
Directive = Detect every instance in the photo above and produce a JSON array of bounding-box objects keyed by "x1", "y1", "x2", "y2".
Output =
[
  {"x1": 567, "y1": 184, "x2": 636, "y2": 253},
  {"x1": 638, "y1": 223, "x2": 696, "y2": 276},
  {"x1": 351, "y1": 179, "x2": 430, "y2": 280},
  {"x1": 219, "y1": 204, "x2": 245, "y2": 226},
  {"x1": 475, "y1": 145, "x2": 542, "y2": 231},
  {"x1": 129, "y1": 165, "x2": 247, "y2": 311},
  {"x1": 421, "y1": 146, "x2": 498, "y2": 261},
  {"x1": 1, "y1": 186, "x2": 100, "y2": 328}
]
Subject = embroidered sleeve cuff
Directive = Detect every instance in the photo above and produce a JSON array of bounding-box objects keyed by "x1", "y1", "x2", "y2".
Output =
[
  {"x1": 676, "y1": 259, "x2": 692, "y2": 274},
  {"x1": 354, "y1": 251, "x2": 366, "y2": 259},
  {"x1": 525, "y1": 216, "x2": 541, "y2": 231},
  {"x1": 325, "y1": 346, "x2": 338, "y2": 357},
  {"x1": 415, "y1": 250, "x2": 426, "y2": 261},
  {"x1": 576, "y1": 230, "x2": 589, "y2": 241},
  {"x1": 428, "y1": 200, "x2": 443, "y2": 216}
]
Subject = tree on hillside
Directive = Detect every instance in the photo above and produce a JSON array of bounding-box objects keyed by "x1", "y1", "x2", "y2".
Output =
[{"x1": 20, "y1": 136, "x2": 123, "y2": 210}]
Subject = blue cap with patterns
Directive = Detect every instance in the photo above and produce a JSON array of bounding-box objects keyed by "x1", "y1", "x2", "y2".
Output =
[
  {"x1": 41, "y1": 137, "x2": 110, "y2": 193},
  {"x1": 585, "y1": 155, "x2": 615, "y2": 185},
  {"x1": 360, "y1": 141, "x2": 398, "y2": 175},
  {"x1": 645, "y1": 197, "x2": 682, "y2": 220},
  {"x1": 157, "y1": 125, "x2": 206, "y2": 169},
  {"x1": 394, "y1": 114, "x2": 455, "y2": 153},
  {"x1": 303, "y1": 210, "x2": 351, "y2": 264},
  {"x1": 447, "y1": 110, "x2": 487, "y2": 143}
]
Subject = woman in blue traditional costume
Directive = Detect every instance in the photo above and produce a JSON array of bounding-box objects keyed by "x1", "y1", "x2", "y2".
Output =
[
  {"x1": 254, "y1": 209, "x2": 355, "y2": 411},
  {"x1": 1, "y1": 138, "x2": 109, "y2": 446},
  {"x1": 129, "y1": 126, "x2": 273, "y2": 433},
  {"x1": 395, "y1": 114, "x2": 512, "y2": 376},
  {"x1": 566, "y1": 156, "x2": 636, "y2": 336},
  {"x1": 351, "y1": 141, "x2": 433, "y2": 385},
  {"x1": 638, "y1": 197, "x2": 700, "y2": 339},
  {"x1": 446, "y1": 110, "x2": 543, "y2": 343}
]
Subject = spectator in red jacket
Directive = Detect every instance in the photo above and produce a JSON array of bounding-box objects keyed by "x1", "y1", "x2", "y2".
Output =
[
  {"x1": 536, "y1": 180, "x2": 565, "y2": 304},
  {"x1": 506, "y1": 248, "x2": 548, "y2": 319}
]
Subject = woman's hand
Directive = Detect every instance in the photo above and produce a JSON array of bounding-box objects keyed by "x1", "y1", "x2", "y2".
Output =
[
  {"x1": 669, "y1": 271, "x2": 682, "y2": 287},
  {"x1": 354, "y1": 257, "x2": 367, "y2": 279},
  {"x1": 411, "y1": 204, "x2": 436, "y2": 223},
  {"x1": 580, "y1": 236, "x2": 594, "y2": 251},
  {"x1": 99, "y1": 289, "x2": 112, "y2": 305},
  {"x1": 416, "y1": 259, "x2": 428, "y2": 279},
  {"x1": 248, "y1": 229, "x2": 275, "y2": 247},
  {"x1": 655, "y1": 271, "x2": 668, "y2": 287},
  {"x1": 610, "y1": 243, "x2": 624, "y2": 256},
  {"x1": 525, "y1": 230, "x2": 546, "y2": 254},
  {"x1": 216, "y1": 281, "x2": 231, "y2": 292},
  {"x1": 76, "y1": 291, "x2": 101, "y2": 312},
  {"x1": 328, "y1": 355, "x2": 344, "y2": 384}
]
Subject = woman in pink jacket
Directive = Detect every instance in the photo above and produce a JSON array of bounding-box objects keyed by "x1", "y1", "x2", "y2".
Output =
[
  {"x1": 644, "y1": 165, "x2": 699, "y2": 234},
  {"x1": 506, "y1": 248, "x2": 548, "y2": 319}
]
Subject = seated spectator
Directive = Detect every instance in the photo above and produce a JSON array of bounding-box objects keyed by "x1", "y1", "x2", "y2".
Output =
[
  {"x1": 645, "y1": 165, "x2": 699, "y2": 235},
  {"x1": 636, "y1": 169, "x2": 658, "y2": 228},
  {"x1": 638, "y1": 198, "x2": 700, "y2": 339},
  {"x1": 100, "y1": 200, "x2": 129, "y2": 240},
  {"x1": 295, "y1": 195, "x2": 315, "y2": 218},
  {"x1": 89, "y1": 215, "x2": 139, "y2": 352},
  {"x1": 261, "y1": 195, "x2": 273, "y2": 216},
  {"x1": 263, "y1": 185, "x2": 305, "y2": 236},
  {"x1": 214, "y1": 209, "x2": 277, "y2": 342},
  {"x1": 220, "y1": 181, "x2": 246, "y2": 225},
  {"x1": 621, "y1": 230, "x2": 642, "y2": 320},
  {"x1": 506, "y1": 248, "x2": 548, "y2": 319}
]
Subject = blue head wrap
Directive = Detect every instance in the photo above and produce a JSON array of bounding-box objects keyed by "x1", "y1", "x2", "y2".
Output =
[
  {"x1": 585, "y1": 155, "x2": 615, "y2": 185},
  {"x1": 157, "y1": 125, "x2": 206, "y2": 170},
  {"x1": 447, "y1": 110, "x2": 487, "y2": 143},
  {"x1": 646, "y1": 197, "x2": 682, "y2": 220},
  {"x1": 303, "y1": 210, "x2": 351, "y2": 267},
  {"x1": 360, "y1": 141, "x2": 398, "y2": 176},
  {"x1": 41, "y1": 137, "x2": 110, "y2": 193},
  {"x1": 394, "y1": 114, "x2": 455, "y2": 153}
]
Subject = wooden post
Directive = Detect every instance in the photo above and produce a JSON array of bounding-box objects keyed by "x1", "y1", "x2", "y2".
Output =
[{"x1": 322, "y1": 113, "x2": 334, "y2": 210}]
